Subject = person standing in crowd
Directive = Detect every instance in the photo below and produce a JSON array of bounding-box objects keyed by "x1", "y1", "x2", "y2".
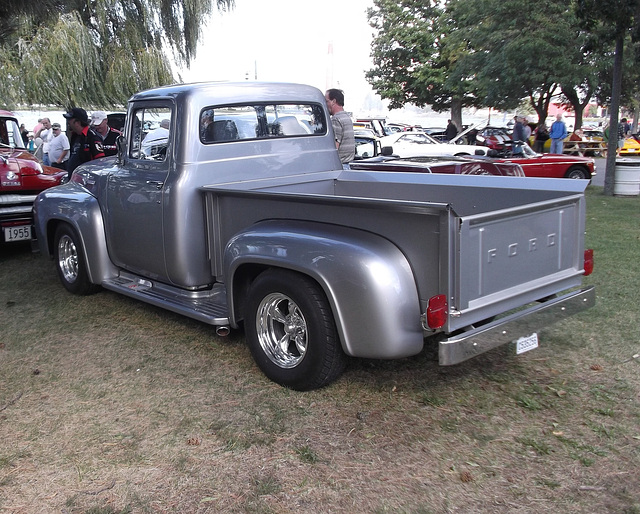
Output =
[
  {"x1": 533, "y1": 124, "x2": 549, "y2": 153},
  {"x1": 36, "y1": 118, "x2": 54, "y2": 165},
  {"x1": 33, "y1": 118, "x2": 43, "y2": 135},
  {"x1": 91, "y1": 111, "x2": 121, "y2": 156},
  {"x1": 63, "y1": 107, "x2": 104, "y2": 177},
  {"x1": 19, "y1": 124, "x2": 29, "y2": 145},
  {"x1": 549, "y1": 113, "x2": 568, "y2": 154},
  {"x1": 444, "y1": 119, "x2": 458, "y2": 142},
  {"x1": 522, "y1": 117, "x2": 532, "y2": 141},
  {"x1": 325, "y1": 88, "x2": 355, "y2": 168},
  {"x1": 48, "y1": 122, "x2": 70, "y2": 170},
  {"x1": 617, "y1": 117, "x2": 629, "y2": 156},
  {"x1": 511, "y1": 115, "x2": 525, "y2": 155}
]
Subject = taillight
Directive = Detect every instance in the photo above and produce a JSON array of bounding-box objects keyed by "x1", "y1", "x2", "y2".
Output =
[
  {"x1": 583, "y1": 249, "x2": 594, "y2": 276},
  {"x1": 426, "y1": 294, "x2": 448, "y2": 329}
]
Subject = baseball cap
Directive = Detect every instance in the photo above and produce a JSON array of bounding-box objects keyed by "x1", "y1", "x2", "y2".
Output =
[
  {"x1": 91, "y1": 111, "x2": 108, "y2": 126},
  {"x1": 62, "y1": 107, "x2": 89, "y2": 124}
]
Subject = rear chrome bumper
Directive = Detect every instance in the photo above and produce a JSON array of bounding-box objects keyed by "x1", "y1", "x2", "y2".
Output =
[{"x1": 439, "y1": 286, "x2": 595, "y2": 365}]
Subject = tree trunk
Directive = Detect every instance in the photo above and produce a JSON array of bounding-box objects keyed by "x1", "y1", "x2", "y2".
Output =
[
  {"x1": 450, "y1": 98, "x2": 463, "y2": 131},
  {"x1": 604, "y1": 34, "x2": 624, "y2": 196}
]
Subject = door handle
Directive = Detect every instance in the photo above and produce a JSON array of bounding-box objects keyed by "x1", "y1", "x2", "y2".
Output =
[{"x1": 146, "y1": 180, "x2": 164, "y2": 189}]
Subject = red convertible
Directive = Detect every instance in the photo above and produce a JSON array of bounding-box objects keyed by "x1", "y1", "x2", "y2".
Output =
[
  {"x1": 488, "y1": 144, "x2": 596, "y2": 179},
  {"x1": 353, "y1": 142, "x2": 595, "y2": 181}
]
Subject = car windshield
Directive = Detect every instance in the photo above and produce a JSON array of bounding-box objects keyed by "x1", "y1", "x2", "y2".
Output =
[
  {"x1": 395, "y1": 132, "x2": 439, "y2": 145},
  {"x1": 0, "y1": 118, "x2": 26, "y2": 149}
]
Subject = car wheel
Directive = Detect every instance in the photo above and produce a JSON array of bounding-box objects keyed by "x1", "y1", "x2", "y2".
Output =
[
  {"x1": 565, "y1": 166, "x2": 590, "y2": 179},
  {"x1": 54, "y1": 224, "x2": 99, "y2": 295},
  {"x1": 245, "y1": 269, "x2": 347, "y2": 391}
]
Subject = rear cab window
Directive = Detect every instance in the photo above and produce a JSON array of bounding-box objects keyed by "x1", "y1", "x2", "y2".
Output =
[{"x1": 199, "y1": 103, "x2": 327, "y2": 144}]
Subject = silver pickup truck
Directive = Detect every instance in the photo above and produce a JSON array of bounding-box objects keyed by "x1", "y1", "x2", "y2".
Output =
[{"x1": 34, "y1": 82, "x2": 595, "y2": 390}]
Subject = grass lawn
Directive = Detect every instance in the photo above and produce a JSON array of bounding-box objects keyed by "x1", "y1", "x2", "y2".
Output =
[{"x1": 0, "y1": 186, "x2": 638, "y2": 513}]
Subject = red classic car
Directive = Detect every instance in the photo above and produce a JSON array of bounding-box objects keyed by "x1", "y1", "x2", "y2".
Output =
[
  {"x1": 488, "y1": 144, "x2": 596, "y2": 179},
  {"x1": 1, "y1": 110, "x2": 67, "y2": 243}
]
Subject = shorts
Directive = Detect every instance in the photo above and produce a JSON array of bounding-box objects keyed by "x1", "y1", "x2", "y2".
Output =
[{"x1": 618, "y1": 139, "x2": 625, "y2": 149}]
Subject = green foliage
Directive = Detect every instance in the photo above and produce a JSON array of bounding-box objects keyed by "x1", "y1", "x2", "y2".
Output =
[
  {"x1": 449, "y1": 0, "x2": 585, "y2": 120},
  {"x1": 365, "y1": 0, "x2": 640, "y2": 127},
  {"x1": 0, "y1": 0, "x2": 234, "y2": 109},
  {"x1": 366, "y1": 0, "x2": 482, "y2": 115}
]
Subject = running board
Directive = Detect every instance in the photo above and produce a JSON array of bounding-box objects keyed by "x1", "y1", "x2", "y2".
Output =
[{"x1": 102, "y1": 272, "x2": 229, "y2": 325}]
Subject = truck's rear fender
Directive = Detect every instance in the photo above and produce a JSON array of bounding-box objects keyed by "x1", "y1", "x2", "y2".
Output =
[
  {"x1": 34, "y1": 183, "x2": 118, "y2": 284},
  {"x1": 224, "y1": 220, "x2": 424, "y2": 359}
]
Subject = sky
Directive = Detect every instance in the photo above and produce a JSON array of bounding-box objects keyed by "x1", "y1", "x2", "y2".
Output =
[{"x1": 179, "y1": 0, "x2": 382, "y2": 114}]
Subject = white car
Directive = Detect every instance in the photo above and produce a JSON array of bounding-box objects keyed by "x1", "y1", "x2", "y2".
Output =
[{"x1": 379, "y1": 131, "x2": 488, "y2": 158}]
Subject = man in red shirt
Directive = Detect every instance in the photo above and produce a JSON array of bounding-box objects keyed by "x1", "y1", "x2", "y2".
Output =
[{"x1": 63, "y1": 107, "x2": 105, "y2": 177}]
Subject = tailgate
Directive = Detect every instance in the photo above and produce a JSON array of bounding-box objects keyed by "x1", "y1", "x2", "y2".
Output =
[{"x1": 450, "y1": 193, "x2": 586, "y2": 331}]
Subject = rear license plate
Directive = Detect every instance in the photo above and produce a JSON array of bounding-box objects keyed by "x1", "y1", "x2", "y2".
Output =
[
  {"x1": 516, "y1": 333, "x2": 539, "y2": 355},
  {"x1": 3, "y1": 225, "x2": 32, "y2": 242}
]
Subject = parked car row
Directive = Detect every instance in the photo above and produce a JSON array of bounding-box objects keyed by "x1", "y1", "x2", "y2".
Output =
[{"x1": 353, "y1": 124, "x2": 596, "y2": 180}]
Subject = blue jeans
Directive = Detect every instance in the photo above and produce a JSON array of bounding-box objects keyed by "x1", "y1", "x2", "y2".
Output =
[
  {"x1": 550, "y1": 139, "x2": 564, "y2": 154},
  {"x1": 42, "y1": 153, "x2": 50, "y2": 166}
]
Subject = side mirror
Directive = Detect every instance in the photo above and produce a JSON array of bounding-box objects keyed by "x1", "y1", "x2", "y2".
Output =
[
  {"x1": 116, "y1": 135, "x2": 126, "y2": 165},
  {"x1": 381, "y1": 145, "x2": 394, "y2": 156}
]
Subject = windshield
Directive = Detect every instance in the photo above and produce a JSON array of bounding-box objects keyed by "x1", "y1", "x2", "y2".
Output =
[{"x1": 0, "y1": 118, "x2": 26, "y2": 149}]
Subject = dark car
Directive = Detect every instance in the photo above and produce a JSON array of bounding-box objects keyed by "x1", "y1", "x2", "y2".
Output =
[
  {"x1": 1, "y1": 110, "x2": 67, "y2": 243},
  {"x1": 350, "y1": 154, "x2": 525, "y2": 177},
  {"x1": 107, "y1": 112, "x2": 127, "y2": 133}
]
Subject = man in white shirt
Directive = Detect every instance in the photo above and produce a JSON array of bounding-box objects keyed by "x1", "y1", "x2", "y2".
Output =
[
  {"x1": 35, "y1": 118, "x2": 54, "y2": 166},
  {"x1": 48, "y1": 122, "x2": 70, "y2": 170},
  {"x1": 141, "y1": 119, "x2": 170, "y2": 158}
]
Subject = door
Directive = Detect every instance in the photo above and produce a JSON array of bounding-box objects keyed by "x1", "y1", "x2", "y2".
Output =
[{"x1": 105, "y1": 104, "x2": 173, "y2": 280}]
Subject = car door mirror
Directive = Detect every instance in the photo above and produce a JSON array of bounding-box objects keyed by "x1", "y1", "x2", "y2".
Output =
[{"x1": 116, "y1": 135, "x2": 126, "y2": 165}]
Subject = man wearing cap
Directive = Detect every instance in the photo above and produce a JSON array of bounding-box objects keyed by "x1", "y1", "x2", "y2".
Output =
[
  {"x1": 63, "y1": 107, "x2": 105, "y2": 177},
  {"x1": 91, "y1": 111, "x2": 121, "y2": 157},
  {"x1": 48, "y1": 123, "x2": 70, "y2": 170},
  {"x1": 35, "y1": 118, "x2": 54, "y2": 166}
]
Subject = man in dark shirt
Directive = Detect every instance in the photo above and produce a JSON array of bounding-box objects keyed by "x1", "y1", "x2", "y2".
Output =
[
  {"x1": 63, "y1": 107, "x2": 105, "y2": 178},
  {"x1": 91, "y1": 111, "x2": 121, "y2": 157}
]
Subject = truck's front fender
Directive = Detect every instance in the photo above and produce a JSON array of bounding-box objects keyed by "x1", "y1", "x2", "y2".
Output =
[
  {"x1": 224, "y1": 220, "x2": 424, "y2": 359},
  {"x1": 34, "y1": 182, "x2": 118, "y2": 284}
]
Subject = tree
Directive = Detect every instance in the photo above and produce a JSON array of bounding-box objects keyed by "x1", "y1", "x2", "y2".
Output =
[
  {"x1": 575, "y1": 0, "x2": 640, "y2": 195},
  {"x1": 365, "y1": 0, "x2": 483, "y2": 129},
  {"x1": 448, "y1": 0, "x2": 587, "y2": 126},
  {"x1": 0, "y1": 0, "x2": 234, "y2": 109}
]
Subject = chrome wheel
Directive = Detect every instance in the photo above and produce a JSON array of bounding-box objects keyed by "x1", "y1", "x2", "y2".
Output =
[
  {"x1": 246, "y1": 269, "x2": 346, "y2": 390},
  {"x1": 57, "y1": 234, "x2": 79, "y2": 284},
  {"x1": 256, "y1": 292, "x2": 308, "y2": 369}
]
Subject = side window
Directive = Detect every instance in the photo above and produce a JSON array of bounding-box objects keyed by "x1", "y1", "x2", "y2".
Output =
[
  {"x1": 200, "y1": 103, "x2": 326, "y2": 144},
  {"x1": 129, "y1": 106, "x2": 172, "y2": 161}
]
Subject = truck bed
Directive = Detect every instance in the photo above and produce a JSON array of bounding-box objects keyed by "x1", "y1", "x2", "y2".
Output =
[{"x1": 202, "y1": 171, "x2": 588, "y2": 333}]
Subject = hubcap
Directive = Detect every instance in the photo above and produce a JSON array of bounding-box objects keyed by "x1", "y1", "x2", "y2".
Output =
[
  {"x1": 256, "y1": 293, "x2": 308, "y2": 369},
  {"x1": 57, "y1": 234, "x2": 78, "y2": 283}
]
